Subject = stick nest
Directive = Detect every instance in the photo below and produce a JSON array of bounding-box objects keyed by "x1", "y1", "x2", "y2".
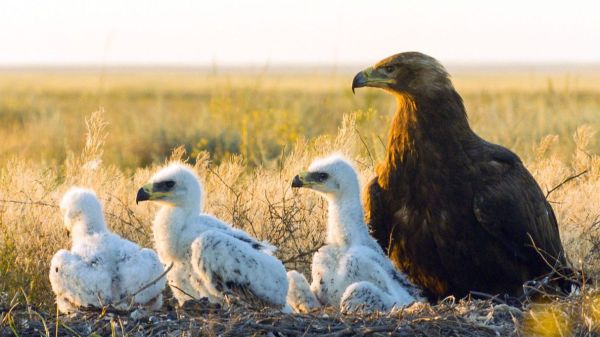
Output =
[{"x1": 1, "y1": 297, "x2": 524, "y2": 337}]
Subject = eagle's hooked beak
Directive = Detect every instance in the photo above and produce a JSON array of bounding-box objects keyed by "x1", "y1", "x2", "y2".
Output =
[
  {"x1": 291, "y1": 175, "x2": 304, "y2": 188},
  {"x1": 291, "y1": 172, "x2": 312, "y2": 188},
  {"x1": 136, "y1": 183, "x2": 153, "y2": 204},
  {"x1": 352, "y1": 71, "x2": 368, "y2": 94},
  {"x1": 352, "y1": 66, "x2": 395, "y2": 94}
]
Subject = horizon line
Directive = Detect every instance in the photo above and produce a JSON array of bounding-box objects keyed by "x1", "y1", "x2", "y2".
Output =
[{"x1": 2, "y1": 61, "x2": 600, "y2": 73}]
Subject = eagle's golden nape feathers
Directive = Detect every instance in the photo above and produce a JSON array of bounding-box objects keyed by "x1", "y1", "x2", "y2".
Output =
[{"x1": 354, "y1": 51, "x2": 576, "y2": 303}]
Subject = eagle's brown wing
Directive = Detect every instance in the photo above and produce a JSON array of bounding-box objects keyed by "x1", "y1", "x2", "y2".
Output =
[{"x1": 471, "y1": 145, "x2": 566, "y2": 279}]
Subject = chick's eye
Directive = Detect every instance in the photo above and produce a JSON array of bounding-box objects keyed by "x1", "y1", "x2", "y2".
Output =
[
  {"x1": 165, "y1": 181, "x2": 175, "y2": 188},
  {"x1": 318, "y1": 173, "x2": 329, "y2": 181}
]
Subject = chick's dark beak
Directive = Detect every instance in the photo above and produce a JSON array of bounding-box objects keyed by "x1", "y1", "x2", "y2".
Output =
[
  {"x1": 352, "y1": 71, "x2": 368, "y2": 94},
  {"x1": 291, "y1": 175, "x2": 304, "y2": 188},
  {"x1": 136, "y1": 187, "x2": 151, "y2": 204}
]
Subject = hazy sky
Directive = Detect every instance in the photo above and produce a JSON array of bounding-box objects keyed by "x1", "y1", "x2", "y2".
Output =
[{"x1": 1, "y1": 0, "x2": 599, "y2": 66}]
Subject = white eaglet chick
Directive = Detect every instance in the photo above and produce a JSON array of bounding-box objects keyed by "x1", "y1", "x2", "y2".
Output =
[
  {"x1": 49, "y1": 188, "x2": 166, "y2": 314},
  {"x1": 136, "y1": 163, "x2": 288, "y2": 309},
  {"x1": 289, "y1": 155, "x2": 424, "y2": 314}
]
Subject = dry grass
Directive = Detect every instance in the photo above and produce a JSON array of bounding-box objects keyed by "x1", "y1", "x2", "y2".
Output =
[
  {"x1": 0, "y1": 69, "x2": 599, "y2": 335},
  {"x1": 1, "y1": 69, "x2": 599, "y2": 168},
  {"x1": 0, "y1": 109, "x2": 366, "y2": 308}
]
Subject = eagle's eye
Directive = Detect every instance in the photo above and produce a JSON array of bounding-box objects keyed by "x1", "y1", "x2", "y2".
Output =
[
  {"x1": 383, "y1": 65, "x2": 395, "y2": 74},
  {"x1": 316, "y1": 173, "x2": 329, "y2": 181}
]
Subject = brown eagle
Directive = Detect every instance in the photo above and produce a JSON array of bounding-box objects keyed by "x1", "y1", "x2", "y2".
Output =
[{"x1": 352, "y1": 52, "x2": 571, "y2": 302}]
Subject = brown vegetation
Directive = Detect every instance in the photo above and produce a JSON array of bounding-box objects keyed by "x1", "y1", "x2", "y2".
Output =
[{"x1": 0, "y1": 70, "x2": 599, "y2": 335}]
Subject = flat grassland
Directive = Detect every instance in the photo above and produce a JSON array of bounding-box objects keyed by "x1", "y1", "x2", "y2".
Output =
[{"x1": 0, "y1": 68, "x2": 599, "y2": 335}]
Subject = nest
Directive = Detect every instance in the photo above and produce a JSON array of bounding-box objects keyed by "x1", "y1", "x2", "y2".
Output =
[{"x1": 1, "y1": 298, "x2": 522, "y2": 337}]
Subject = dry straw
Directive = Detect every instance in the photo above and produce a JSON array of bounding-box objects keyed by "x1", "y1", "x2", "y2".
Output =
[{"x1": 0, "y1": 109, "x2": 599, "y2": 336}]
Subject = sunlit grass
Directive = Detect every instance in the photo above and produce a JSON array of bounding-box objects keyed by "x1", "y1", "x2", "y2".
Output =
[
  {"x1": 0, "y1": 69, "x2": 598, "y2": 168},
  {"x1": 0, "y1": 70, "x2": 599, "y2": 318}
]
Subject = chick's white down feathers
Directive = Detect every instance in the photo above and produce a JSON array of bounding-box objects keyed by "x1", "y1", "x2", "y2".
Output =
[
  {"x1": 287, "y1": 155, "x2": 423, "y2": 313},
  {"x1": 146, "y1": 164, "x2": 288, "y2": 308},
  {"x1": 49, "y1": 188, "x2": 165, "y2": 313},
  {"x1": 286, "y1": 271, "x2": 319, "y2": 313}
]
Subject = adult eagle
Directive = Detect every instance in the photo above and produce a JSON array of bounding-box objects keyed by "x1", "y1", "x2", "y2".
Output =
[{"x1": 352, "y1": 52, "x2": 570, "y2": 301}]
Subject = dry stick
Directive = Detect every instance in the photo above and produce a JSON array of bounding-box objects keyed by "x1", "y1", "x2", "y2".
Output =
[
  {"x1": 300, "y1": 315, "x2": 322, "y2": 337},
  {"x1": 269, "y1": 192, "x2": 307, "y2": 255},
  {"x1": 354, "y1": 127, "x2": 375, "y2": 169},
  {"x1": 523, "y1": 234, "x2": 578, "y2": 301},
  {"x1": 206, "y1": 167, "x2": 252, "y2": 234},
  {"x1": 386, "y1": 222, "x2": 398, "y2": 256},
  {"x1": 207, "y1": 167, "x2": 240, "y2": 198},
  {"x1": 58, "y1": 321, "x2": 83, "y2": 337},
  {"x1": 527, "y1": 233, "x2": 572, "y2": 282},
  {"x1": 281, "y1": 246, "x2": 322, "y2": 264},
  {"x1": 0, "y1": 198, "x2": 145, "y2": 238},
  {"x1": 55, "y1": 303, "x2": 59, "y2": 337},
  {"x1": 105, "y1": 193, "x2": 149, "y2": 239},
  {"x1": 248, "y1": 322, "x2": 302, "y2": 336},
  {"x1": 545, "y1": 169, "x2": 588, "y2": 198},
  {"x1": 115, "y1": 262, "x2": 174, "y2": 308},
  {"x1": 170, "y1": 284, "x2": 198, "y2": 301},
  {"x1": 581, "y1": 218, "x2": 600, "y2": 237},
  {"x1": 468, "y1": 292, "x2": 509, "y2": 306},
  {"x1": 0, "y1": 199, "x2": 56, "y2": 208}
]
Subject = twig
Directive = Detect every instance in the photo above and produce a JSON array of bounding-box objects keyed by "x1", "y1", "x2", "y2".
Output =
[
  {"x1": 281, "y1": 246, "x2": 322, "y2": 264},
  {"x1": 545, "y1": 170, "x2": 588, "y2": 198},
  {"x1": 207, "y1": 166, "x2": 240, "y2": 198},
  {"x1": 355, "y1": 127, "x2": 375, "y2": 169},
  {"x1": 468, "y1": 292, "x2": 509, "y2": 306},
  {"x1": 170, "y1": 284, "x2": 198, "y2": 301},
  {"x1": 0, "y1": 199, "x2": 56, "y2": 208},
  {"x1": 115, "y1": 262, "x2": 173, "y2": 308}
]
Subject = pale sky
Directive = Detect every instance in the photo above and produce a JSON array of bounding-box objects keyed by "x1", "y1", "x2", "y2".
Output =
[{"x1": 1, "y1": 0, "x2": 599, "y2": 66}]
